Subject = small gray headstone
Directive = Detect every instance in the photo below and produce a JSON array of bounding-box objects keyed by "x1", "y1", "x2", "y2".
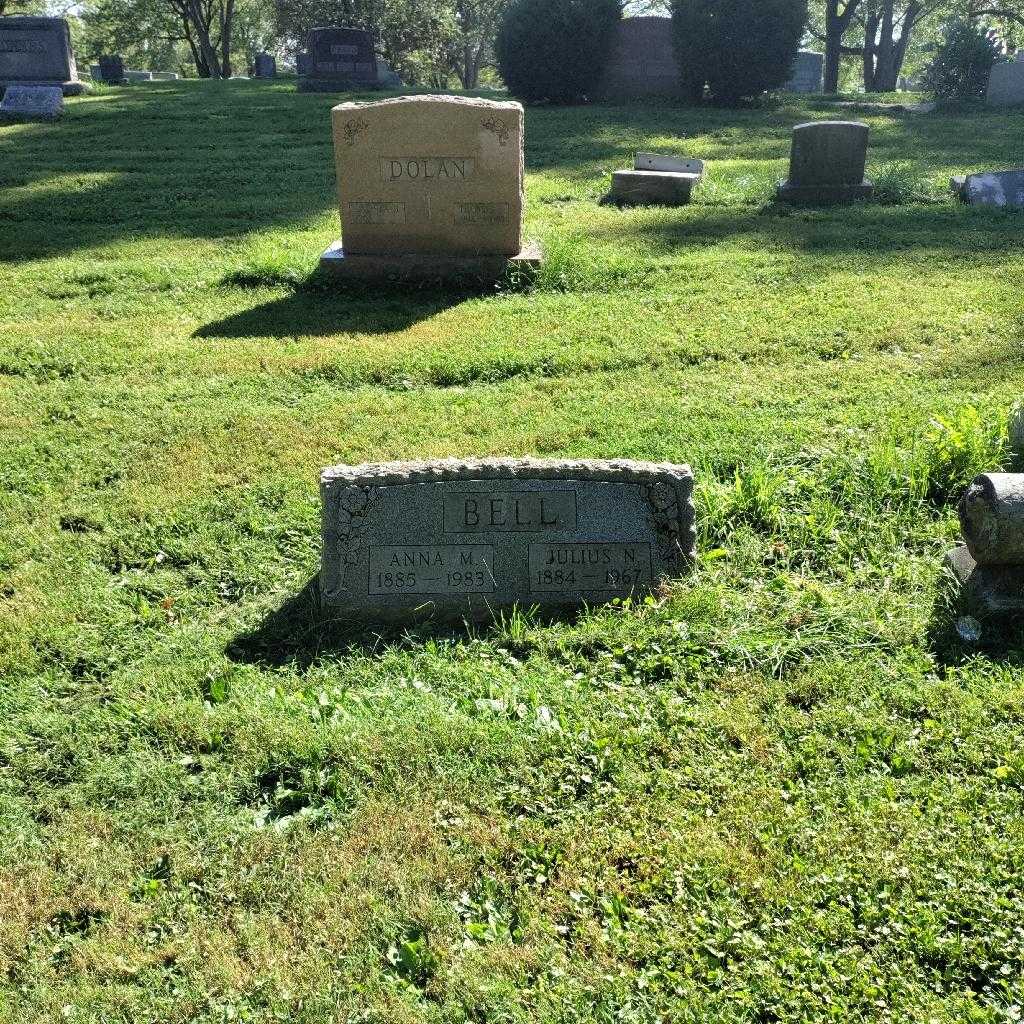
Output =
[
  {"x1": 0, "y1": 84, "x2": 63, "y2": 122},
  {"x1": 986, "y1": 59, "x2": 1024, "y2": 105},
  {"x1": 254, "y1": 52, "x2": 276, "y2": 78},
  {"x1": 777, "y1": 120, "x2": 873, "y2": 204},
  {"x1": 783, "y1": 51, "x2": 824, "y2": 94},
  {"x1": 957, "y1": 169, "x2": 1024, "y2": 208},
  {"x1": 320, "y1": 458, "x2": 696, "y2": 622}
]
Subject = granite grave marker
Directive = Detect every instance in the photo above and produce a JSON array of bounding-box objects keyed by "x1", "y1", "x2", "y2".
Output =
[
  {"x1": 605, "y1": 152, "x2": 705, "y2": 206},
  {"x1": 0, "y1": 84, "x2": 63, "y2": 122},
  {"x1": 986, "y1": 52, "x2": 1024, "y2": 106},
  {"x1": 298, "y1": 27, "x2": 378, "y2": 92},
  {"x1": 0, "y1": 16, "x2": 87, "y2": 96},
  {"x1": 952, "y1": 169, "x2": 1024, "y2": 208},
  {"x1": 321, "y1": 458, "x2": 696, "y2": 621},
  {"x1": 777, "y1": 120, "x2": 873, "y2": 204},
  {"x1": 254, "y1": 52, "x2": 276, "y2": 78},
  {"x1": 320, "y1": 94, "x2": 540, "y2": 280},
  {"x1": 596, "y1": 17, "x2": 682, "y2": 100},
  {"x1": 783, "y1": 51, "x2": 824, "y2": 94},
  {"x1": 98, "y1": 54, "x2": 126, "y2": 85}
]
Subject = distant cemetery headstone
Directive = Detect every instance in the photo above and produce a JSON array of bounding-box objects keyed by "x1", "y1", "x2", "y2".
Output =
[
  {"x1": 777, "y1": 121, "x2": 873, "y2": 204},
  {"x1": 124, "y1": 70, "x2": 153, "y2": 82},
  {"x1": 150, "y1": 71, "x2": 178, "y2": 81},
  {"x1": 952, "y1": 169, "x2": 1024, "y2": 208},
  {"x1": 986, "y1": 54, "x2": 1024, "y2": 106},
  {"x1": 0, "y1": 84, "x2": 63, "y2": 122},
  {"x1": 296, "y1": 51, "x2": 313, "y2": 77},
  {"x1": 320, "y1": 94, "x2": 541, "y2": 282},
  {"x1": 783, "y1": 51, "x2": 824, "y2": 94},
  {"x1": 947, "y1": 473, "x2": 1024, "y2": 616},
  {"x1": 0, "y1": 16, "x2": 88, "y2": 96},
  {"x1": 298, "y1": 27, "x2": 378, "y2": 92},
  {"x1": 320, "y1": 458, "x2": 696, "y2": 622},
  {"x1": 98, "y1": 54, "x2": 126, "y2": 85},
  {"x1": 254, "y1": 52, "x2": 276, "y2": 78},
  {"x1": 605, "y1": 152, "x2": 705, "y2": 206},
  {"x1": 597, "y1": 17, "x2": 681, "y2": 100},
  {"x1": 376, "y1": 57, "x2": 402, "y2": 89}
]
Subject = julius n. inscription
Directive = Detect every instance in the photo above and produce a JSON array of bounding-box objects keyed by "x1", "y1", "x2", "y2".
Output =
[{"x1": 321, "y1": 458, "x2": 696, "y2": 622}]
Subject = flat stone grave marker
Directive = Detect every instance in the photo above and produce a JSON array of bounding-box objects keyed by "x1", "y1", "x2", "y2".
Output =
[
  {"x1": 777, "y1": 120, "x2": 873, "y2": 204},
  {"x1": 0, "y1": 16, "x2": 87, "y2": 96},
  {"x1": 947, "y1": 473, "x2": 1024, "y2": 617},
  {"x1": 0, "y1": 84, "x2": 63, "y2": 122},
  {"x1": 987, "y1": 55, "x2": 1024, "y2": 106},
  {"x1": 953, "y1": 169, "x2": 1024, "y2": 208},
  {"x1": 320, "y1": 94, "x2": 541, "y2": 281},
  {"x1": 320, "y1": 458, "x2": 696, "y2": 622},
  {"x1": 605, "y1": 152, "x2": 704, "y2": 207},
  {"x1": 299, "y1": 27, "x2": 378, "y2": 92}
]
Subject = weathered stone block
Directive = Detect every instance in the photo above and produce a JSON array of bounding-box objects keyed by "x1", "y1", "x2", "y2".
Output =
[
  {"x1": 959, "y1": 473, "x2": 1024, "y2": 565},
  {"x1": 0, "y1": 84, "x2": 63, "y2": 122},
  {"x1": 986, "y1": 57, "x2": 1024, "y2": 107},
  {"x1": 946, "y1": 545, "x2": 1024, "y2": 617},
  {"x1": 328, "y1": 94, "x2": 525, "y2": 259},
  {"x1": 956, "y1": 170, "x2": 1024, "y2": 208},
  {"x1": 320, "y1": 458, "x2": 696, "y2": 622},
  {"x1": 783, "y1": 51, "x2": 824, "y2": 94},
  {"x1": 608, "y1": 169, "x2": 700, "y2": 207}
]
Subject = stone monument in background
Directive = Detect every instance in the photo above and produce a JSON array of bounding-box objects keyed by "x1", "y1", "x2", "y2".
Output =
[
  {"x1": 777, "y1": 121, "x2": 873, "y2": 204},
  {"x1": 254, "y1": 53, "x2": 276, "y2": 78},
  {"x1": 986, "y1": 52, "x2": 1024, "y2": 106},
  {"x1": 298, "y1": 27, "x2": 378, "y2": 92},
  {"x1": 0, "y1": 16, "x2": 88, "y2": 96},
  {"x1": 320, "y1": 94, "x2": 541, "y2": 281},
  {"x1": 98, "y1": 54, "x2": 126, "y2": 85},
  {"x1": 596, "y1": 17, "x2": 681, "y2": 100},
  {"x1": 783, "y1": 51, "x2": 824, "y2": 94}
]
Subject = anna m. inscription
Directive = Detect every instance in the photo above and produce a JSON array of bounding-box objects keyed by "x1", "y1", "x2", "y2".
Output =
[{"x1": 321, "y1": 459, "x2": 696, "y2": 622}]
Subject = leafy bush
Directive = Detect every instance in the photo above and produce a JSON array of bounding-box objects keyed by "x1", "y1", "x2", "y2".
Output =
[
  {"x1": 921, "y1": 19, "x2": 1004, "y2": 101},
  {"x1": 671, "y1": 0, "x2": 808, "y2": 105},
  {"x1": 495, "y1": 0, "x2": 621, "y2": 104}
]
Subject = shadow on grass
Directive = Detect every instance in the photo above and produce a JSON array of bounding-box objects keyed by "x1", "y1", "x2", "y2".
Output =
[{"x1": 195, "y1": 277, "x2": 474, "y2": 339}]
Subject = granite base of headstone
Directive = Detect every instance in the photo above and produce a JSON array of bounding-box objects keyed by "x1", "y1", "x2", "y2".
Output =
[
  {"x1": 951, "y1": 169, "x2": 1024, "y2": 208},
  {"x1": 777, "y1": 120, "x2": 873, "y2": 205},
  {"x1": 783, "y1": 51, "x2": 824, "y2": 94},
  {"x1": 0, "y1": 16, "x2": 89, "y2": 96},
  {"x1": 604, "y1": 152, "x2": 705, "y2": 207},
  {"x1": 0, "y1": 84, "x2": 64, "y2": 122},
  {"x1": 320, "y1": 94, "x2": 542, "y2": 284},
  {"x1": 298, "y1": 27, "x2": 380, "y2": 92},
  {"x1": 986, "y1": 53, "x2": 1024, "y2": 106},
  {"x1": 946, "y1": 473, "x2": 1024, "y2": 617},
  {"x1": 320, "y1": 458, "x2": 696, "y2": 622}
]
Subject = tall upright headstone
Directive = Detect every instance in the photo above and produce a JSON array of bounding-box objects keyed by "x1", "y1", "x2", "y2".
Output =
[
  {"x1": 783, "y1": 51, "x2": 824, "y2": 94},
  {"x1": 597, "y1": 17, "x2": 681, "y2": 100},
  {"x1": 254, "y1": 52, "x2": 276, "y2": 78},
  {"x1": 986, "y1": 53, "x2": 1024, "y2": 106},
  {"x1": 777, "y1": 121, "x2": 873, "y2": 204},
  {"x1": 320, "y1": 94, "x2": 541, "y2": 281},
  {"x1": 98, "y1": 54, "x2": 126, "y2": 85},
  {"x1": 0, "y1": 16, "x2": 88, "y2": 96},
  {"x1": 298, "y1": 27, "x2": 378, "y2": 93}
]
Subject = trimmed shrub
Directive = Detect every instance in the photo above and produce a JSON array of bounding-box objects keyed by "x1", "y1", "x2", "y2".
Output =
[
  {"x1": 921, "y1": 19, "x2": 1004, "y2": 101},
  {"x1": 496, "y1": 0, "x2": 622, "y2": 105},
  {"x1": 671, "y1": 0, "x2": 808, "y2": 105}
]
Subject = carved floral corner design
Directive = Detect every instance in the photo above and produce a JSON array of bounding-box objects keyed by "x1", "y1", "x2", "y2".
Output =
[
  {"x1": 640, "y1": 482, "x2": 688, "y2": 563},
  {"x1": 343, "y1": 116, "x2": 370, "y2": 146},
  {"x1": 481, "y1": 116, "x2": 511, "y2": 146},
  {"x1": 333, "y1": 483, "x2": 380, "y2": 593}
]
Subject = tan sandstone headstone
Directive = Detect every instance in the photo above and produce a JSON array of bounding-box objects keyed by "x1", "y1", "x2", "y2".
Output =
[{"x1": 330, "y1": 94, "x2": 525, "y2": 258}]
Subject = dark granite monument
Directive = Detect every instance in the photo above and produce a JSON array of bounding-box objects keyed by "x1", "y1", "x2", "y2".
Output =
[
  {"x1": 777, "y1": 121, "x2": 873, "y2": 205},
  {"x1": 298, "y1": 27, "x2": 378, "y2": 93},
  {"x1": 321, "y1": 458, "x2": 696, "y2": 622},
  {"x1": 254, "y1": 52, "x2": 276, "y2": 78},
  {"x1": 596, "y1": 17, "x2": 681, "y2": 100},
  {"x1": 0, "y1": 16, "x2": 88, "y2": 96},
  {"x1": 98, "y1": 54, "x2": 126, "y2": 85}
]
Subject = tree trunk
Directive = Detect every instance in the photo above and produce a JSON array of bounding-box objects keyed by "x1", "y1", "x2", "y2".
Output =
[
  {"x1": 219, "y1": 0, "x2": 234, "y2": 78},
  {"x1": 863, "y1": 9, "x2": 879, "y2": 89},
  {"x1": 825, "y1": 0, "x2": 863, "y2": 92}
]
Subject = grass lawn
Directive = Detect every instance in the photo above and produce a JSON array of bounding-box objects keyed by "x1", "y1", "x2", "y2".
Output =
[{"x1": 2, "y1": 79, "x2": 1024, "y2": 1023}]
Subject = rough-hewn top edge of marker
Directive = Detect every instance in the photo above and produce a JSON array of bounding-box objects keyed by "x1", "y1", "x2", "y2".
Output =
[
  {"x1": 332, "y1": 94, "x2": 523, "y2": 114},
  {"x1": 321, "y1": 457, "x2": 693, "y2": 488}
]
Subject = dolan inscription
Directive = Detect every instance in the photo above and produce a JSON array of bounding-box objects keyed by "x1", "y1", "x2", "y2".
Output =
[
  {"x1": 380, "y1": 157, "x2": 474, "y2": 182},
  {"x1": 321, "y1": 458, "x2": 696, "y2": 621}
]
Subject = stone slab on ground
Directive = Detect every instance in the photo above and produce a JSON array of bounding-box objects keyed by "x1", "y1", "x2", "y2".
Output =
[
  {"x1": 953, "y1": 169, "x2": 1024, "y2": 208},
  {"x1": 0, "y1": 84, "x2": 63, "y2": 122},
  {"x1": 635, "y1": 152, "x2": 704, "y2": 175},
  {"x1": 318, "y1": 239, "x2": 542, "y2": 283},
  {"x1": 0, "y1": 16, "x2": 88, "y2": 95},
  {"x1": 607, "y1": 168, "x2": 702, "y2": 207},
  {"x1": 320, "y1": 458, "x2": 696, "y2": 622},
  {"x1": 946, "y1": 546, "x2": 1024, "y2": 617},
  {"x1": 331, "y1": 94, "x2": 525, "y2": 257}
]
